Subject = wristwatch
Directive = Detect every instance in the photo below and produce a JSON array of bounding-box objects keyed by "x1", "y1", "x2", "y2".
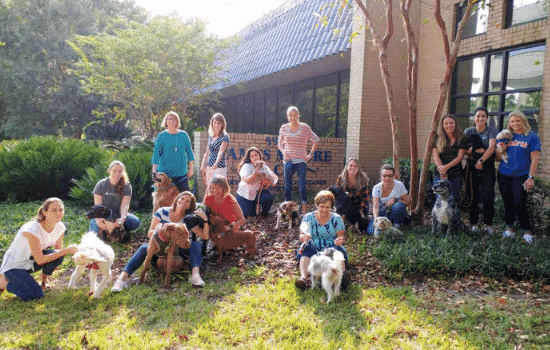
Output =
[
  {"x1": 528, "y1": 175, "x2": 534, "y2": 180},
  {"x1": 477, "y1": 158, "x2": 484, "y2": 163}
]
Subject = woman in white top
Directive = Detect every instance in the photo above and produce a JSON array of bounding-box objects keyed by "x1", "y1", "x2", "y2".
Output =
[
  {"x1": 236, "y1": 147, "x2": 278, "y2": 217},
  {"x1": 0, "y1": 198, "x2": 77, "y2": 301},
  {"x1": 368, "y1": 164, "x2": 411, "y2": 234}
]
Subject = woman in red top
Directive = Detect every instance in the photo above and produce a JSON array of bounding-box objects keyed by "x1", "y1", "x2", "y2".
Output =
[{"x1": 204, "y1": 175, "x2": 245, "y2": 232}]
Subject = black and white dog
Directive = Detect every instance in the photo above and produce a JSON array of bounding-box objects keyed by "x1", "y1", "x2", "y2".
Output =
[{"x1": 431, "y1": 180, "x2": 464, "y2": 236}]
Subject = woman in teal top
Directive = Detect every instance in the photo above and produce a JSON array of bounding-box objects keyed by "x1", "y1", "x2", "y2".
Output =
[{"x1": 152, "y1": 111, "x2": 195, "y2": 191}]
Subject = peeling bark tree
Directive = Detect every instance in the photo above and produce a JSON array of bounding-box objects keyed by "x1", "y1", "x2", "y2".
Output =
[
  {"x1": 414, "y1": 0, "x2": 476, "y2": 214},
  {"x1": 354, "y1": 0, "x2": 401, "y2": 179}
]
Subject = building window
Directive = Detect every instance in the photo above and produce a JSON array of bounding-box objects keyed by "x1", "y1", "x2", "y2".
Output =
[
  {"x1": 219, "y1": 69, "x2": 350, "y2": 137},
  {"x1": 506, "y1": 0, "x2": 548, "y2": 27},
  {"x1": 455, "y1": 1, "x2": 489, "y2": 38},
  {"x1": 451, "y1": 43, "x2": 544, "y2": 132}
]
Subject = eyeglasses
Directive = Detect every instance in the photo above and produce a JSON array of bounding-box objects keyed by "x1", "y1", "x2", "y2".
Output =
[{"x1": 381, "y1": 174, "x2": 394, "y2": 178}]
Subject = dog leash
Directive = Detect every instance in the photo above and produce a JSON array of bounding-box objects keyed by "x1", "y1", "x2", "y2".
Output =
[
  {"x1": 459, "y1": 162, "x2": 474, "y2": 209},
  {"x1": 256, "y1": 183, "x2": 266, "y2": 216}
]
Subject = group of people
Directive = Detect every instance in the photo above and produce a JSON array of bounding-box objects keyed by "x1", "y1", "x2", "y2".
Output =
[
  {"x1": 432, "y1": 108, "x2": 540, "y2": 242},
  {"x1": 0, "y1": 106, "x2": 541, "y2": 301}
]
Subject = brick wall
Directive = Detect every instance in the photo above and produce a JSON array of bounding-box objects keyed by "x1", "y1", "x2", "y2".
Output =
[{"x1": 193, "y1": 132, "x2": 346, "y2": 200}]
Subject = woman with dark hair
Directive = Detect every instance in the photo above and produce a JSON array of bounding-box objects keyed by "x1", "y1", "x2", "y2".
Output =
[
  {"x1": 331, "y1": 157, "x2": 370, "y2": 232},
  {"x1": 464, "y1": 106, "x2": 497, "y2": 233},
  {"x1": 111, "y1": 191, "x2": 210, "y2": 291},
  {"x1": 200, "y1": 113, "x2": 230, "y2": 188},
  {"x1": 432, "y1": 114, "x2": 468, "y2": 201},
  {"x1": 236, "y1": 147, "x2": 278, "y2": 217},
  {"x1": 152, "y1": 111, "x2": 195, "y2": 192},
  {"x1": 278, "y1": 106, "x2": 319, "y2": 213},
  {"x1": 368, "y1": 164, "x2": 411, "y2": 233},
  {"x1": 0, "y1": 198, "x2": 78, "y2": 301},
  {"x1": 89, "y1": 160, "x2": 141, "y2": 234},
  {"x1": 497, "y1": 111, "x2": 541, "y2": 243}
]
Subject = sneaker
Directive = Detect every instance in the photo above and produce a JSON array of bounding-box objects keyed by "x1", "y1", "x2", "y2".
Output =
[
  {"x1": 523, "y1": 234, "x2": 534, "y2": 244},
  {"x1": 189, "y1": 274, "x2": 205, "y2": 287},
  {"x1": 111, "y1": 278, "x2": 128, "y2": 293},
  {"x1": 295, "y1": 278, "x2": 307, "y2": 291},
  {"x1": 471, "y1": 225, "x2": 479, "y2": 232},
  {"x1": 502, "y1": 230, "x2": 515, "y2": 239},
  {"x1": 341, "y1": 271, "x2": 351, "y2": 290}
]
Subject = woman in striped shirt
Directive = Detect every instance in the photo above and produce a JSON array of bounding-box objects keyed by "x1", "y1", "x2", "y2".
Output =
[
  {"x1": 201, "y1": 113, "x2": 230, "y2": 188},
  {"x1": 278, "y1": 106, "x2": 319, "y2": 212}
]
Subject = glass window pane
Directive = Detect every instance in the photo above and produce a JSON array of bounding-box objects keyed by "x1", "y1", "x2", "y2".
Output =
[
  {"x1": 510, "y1": 0, "x2": 548, "y2": 26},
  {"x1": 488, "y1": 53, "x2": 503, "y2": 92},
  {"x1": 296, "y1": 90, "x2": 313, "y2": 127},
  {"x1": 504, "y1": 91, "x2": 541, "y2": 111},
  {"x1": 242, "y1": 93, "x2": 254, "y2": 133},
  {"x1": 455, "y1": 57, "x2": 485, "y2": 95},
  {"x1": 254, "y1": 91, "x2": 265, "y2": 134},
  {"x1": 456, "y1": 117, "x2": 471, "y2": 132},
  {"x1": 487, "y1": 95, "x2": 501, "y2": 112},
  {"x1": 506, "y1": 45, "x2": 545, "y2": 90},
  {"x1": 265, "y1": 89, "x2": 278, "y2": 135},
  {"x1": 458, "y1": 1, "x2": 489, "y2": 38},
  {"x1": 278, "y1": 85, "x2": 293, "y2": 125},
  {"x1": 455, "y1": 97, "x2": 483, "y2": 114},
  {"x1": 339, "y1": 79, "x2": 349, "y2": 138},
  {"x1": 316, "y1": 85, "x2": 337, "y2": 137}
]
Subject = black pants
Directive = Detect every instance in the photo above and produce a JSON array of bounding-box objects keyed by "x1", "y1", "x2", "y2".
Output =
[
  {"x1": 469, "y1": 167, "x2": 496, "y2": 226},
  {"x1": 497, "y1": 173, "x2": 531, "y2": 231}
]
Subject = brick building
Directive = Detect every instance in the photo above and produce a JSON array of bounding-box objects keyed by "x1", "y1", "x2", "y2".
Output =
[{"x1": 200, "y1": 0, "x2": 548, "y2": 196}]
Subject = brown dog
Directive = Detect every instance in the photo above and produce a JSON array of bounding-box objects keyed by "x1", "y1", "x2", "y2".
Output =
[
  {"x1": 152, "y1": 172, "x2": 179, "y2": 212},
  {"x1": 86, "y1": 204, "x2": 130, "y2": 243},
  {"x1": 275, "y1": 201, "x2": 301, "y2": 230},
  {"x1": 138, "y1": 223, "x2": 190, "y2": 289},
  {"x1": 209, "y1": 216, "x2": 260, "y2": 262}
]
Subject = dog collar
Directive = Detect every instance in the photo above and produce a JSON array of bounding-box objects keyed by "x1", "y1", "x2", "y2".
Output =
[{"x1": 86, "y1": 262, "x2": 100, "y2": 270}]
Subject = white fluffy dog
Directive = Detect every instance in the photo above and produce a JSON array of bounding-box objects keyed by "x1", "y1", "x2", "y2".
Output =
[
  {"x1": 373, "y1": 216, "x2": 402, "y2": 237},
  {"x1": 496, "y1": 129, "x2": 513, "y2": 163},
  {"x1": 68, "y1": 232, "x2": 115, "y2": 298},
  {"x1": 307, "y1": 248, "x2": 345, "y2": 303}
]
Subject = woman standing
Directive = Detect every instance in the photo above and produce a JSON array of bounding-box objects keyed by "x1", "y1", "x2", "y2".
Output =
[
  {"x1": 497, "y1": 111, "x2": 541, "y2": 243},
  {"x1": 204, "y1": 175, "x2": 245, "y2": 233},
  {"x1": 278, "y1": 106, "x2": 319, "y2": 212},
  {"x1": 236, "y1": 147, "x2": 278, "y2": 217},
  {"x1": 368, "y1": 164, "x2": 411, "y2": 233},
  {"x1": 464, "y1": 107, "x2": 497, "y2": 232},
  {"x1": 90, "y1": 160, "x2": 141, "y2": 235},
  {"x1": 0, "y1": 198, "x2": 78, "y2": 301},
  {"x1": 200, "y1": 113, "x2": 230, "y2": 188},
  {"x1": 152, "y1": 111, "x2": 195, "y2": 192},
  {"x1": 432, "y1": 114, "x2": 468, "y2": 201},
  {"x1": 111, "y1": 191, "x2": 209, "y2": 291},
  {"x1": 295, "y1": 190, "x2": 350, "y2": 290},
  {"x1": 332, "y1": 157, "x2": 370, "y2": 232}
]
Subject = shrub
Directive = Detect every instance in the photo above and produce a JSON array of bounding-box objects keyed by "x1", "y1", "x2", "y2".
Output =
[
  {"x1": 70, "y1": 147, "x2": 154, "y2": 210},
  {"x1": 526, "y1": 177, "x2": 550, "y2": 236},
  {"x1": 0, "y1": 137, "x2": 107, "y2": 202}
]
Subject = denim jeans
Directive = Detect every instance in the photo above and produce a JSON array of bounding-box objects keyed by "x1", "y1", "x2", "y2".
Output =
[
  {"x1": 88, "y1": 213, "x2": 141, "y2": 234},
  {"x1": 236, "y1": 191, "x2": 274, "y2": 217},
  {"x1": 4, "y1": 249, "x2": 64, "y2": 301},
  {"x1": 284, "y1": 161, "x2": 308, "y2": 204},
  {"x1": 172, "y1": 175, "x2": 189, "y2": 192},
  {"x1": 367, "y1": 202, "x2": 411, "y2": 234}
]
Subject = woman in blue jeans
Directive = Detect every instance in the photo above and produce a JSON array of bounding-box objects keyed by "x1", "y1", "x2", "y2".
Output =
[
  {"x1": 0, "y1": 198, "x2": 78, "y2": 301},
  {"x1": 111, "y1": 192, "x2": 209, "y2": 291}
]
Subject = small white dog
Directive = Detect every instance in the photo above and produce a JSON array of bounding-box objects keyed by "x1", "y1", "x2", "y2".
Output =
[
  {"x1": 496, "y1": 129, "x2": 513, "y2": 163},
  {"x1": 373, "y1": 216, "x2": 402, "y2": 237},
  {"x1": 68, "y1": 232, "x2": 115, "y2": 298},
  {"x1": 307, "y1": 248, "x2": 345, "y2": 303}
]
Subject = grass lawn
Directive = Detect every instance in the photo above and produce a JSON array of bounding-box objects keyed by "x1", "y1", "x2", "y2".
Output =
[{"x1": 0, "y1": 200, "x2": 549, "y2": 349}]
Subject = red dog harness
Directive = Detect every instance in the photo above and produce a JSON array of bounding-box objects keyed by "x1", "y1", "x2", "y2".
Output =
[{"x1": 86, "y1": 262, "x2": 100, "y2": 270}]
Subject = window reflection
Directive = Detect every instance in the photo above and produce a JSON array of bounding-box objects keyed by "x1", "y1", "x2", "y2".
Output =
[
  {"x1": 456, "y1": 1, "x2": 489, "y2": 38},
  {"x1": 508, "y1": 0, "x2": 548, "y2": 27}
]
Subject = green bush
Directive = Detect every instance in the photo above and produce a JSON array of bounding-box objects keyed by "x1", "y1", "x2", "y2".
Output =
[
  {"x1": 70, "y1": 147, "x2": 154, "y2": 210},
  {"x1": 372, "y1": 227, "x2": 550, "y2": 283},
  {"x1": 0, "y1": 137, "x2": 107, "y2": 202}
]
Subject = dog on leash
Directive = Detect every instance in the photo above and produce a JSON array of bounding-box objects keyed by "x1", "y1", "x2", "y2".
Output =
[
  {"x1": 275, "y1": 201, "x2": 301, "y2": 230},
  {"x1": 373, "y1": 216, "x2": 402, "y2": 237},
  {"x1": 431, "y1": 179, "x2": 464, "y2": 236},
  {"x1": 307, "y1": 248, "x2": 345, "y2": 303},
  {"x1": 209, "y1": 216, "x2": 261, "y2": 262},
  {"x1": 138, "y1": 223, "x2": 190, "y2": 289},
  {"x1": 496, "y1": 129, "x2": 513, "y2": 163},
  {"x1": 152, "y1": 172, "x2": 180, "y2": 212},
  {"x1": 68, "y1": 232, "x2": 115, "y2": 298},
  {"x1": 86, "y1": 204, "x2": 130, "y2": 243}
]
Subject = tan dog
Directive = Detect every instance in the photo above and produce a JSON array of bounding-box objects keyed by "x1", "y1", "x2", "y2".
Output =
[
  {"x1": 275, "y1": 201, "x2": 301, "y2": 230},
  {"x1": 152, "y1": 172, "x2": 179, "y2": 212},
  {"x1": 373, "y1": 216, "x2": 402, "y2": 237},
  {"x1": 209, "y1": 216, "x2": 260, "y2": 262},
  {"x1": 138, "y1": 223, "x2": 190, "y2": 289}
]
